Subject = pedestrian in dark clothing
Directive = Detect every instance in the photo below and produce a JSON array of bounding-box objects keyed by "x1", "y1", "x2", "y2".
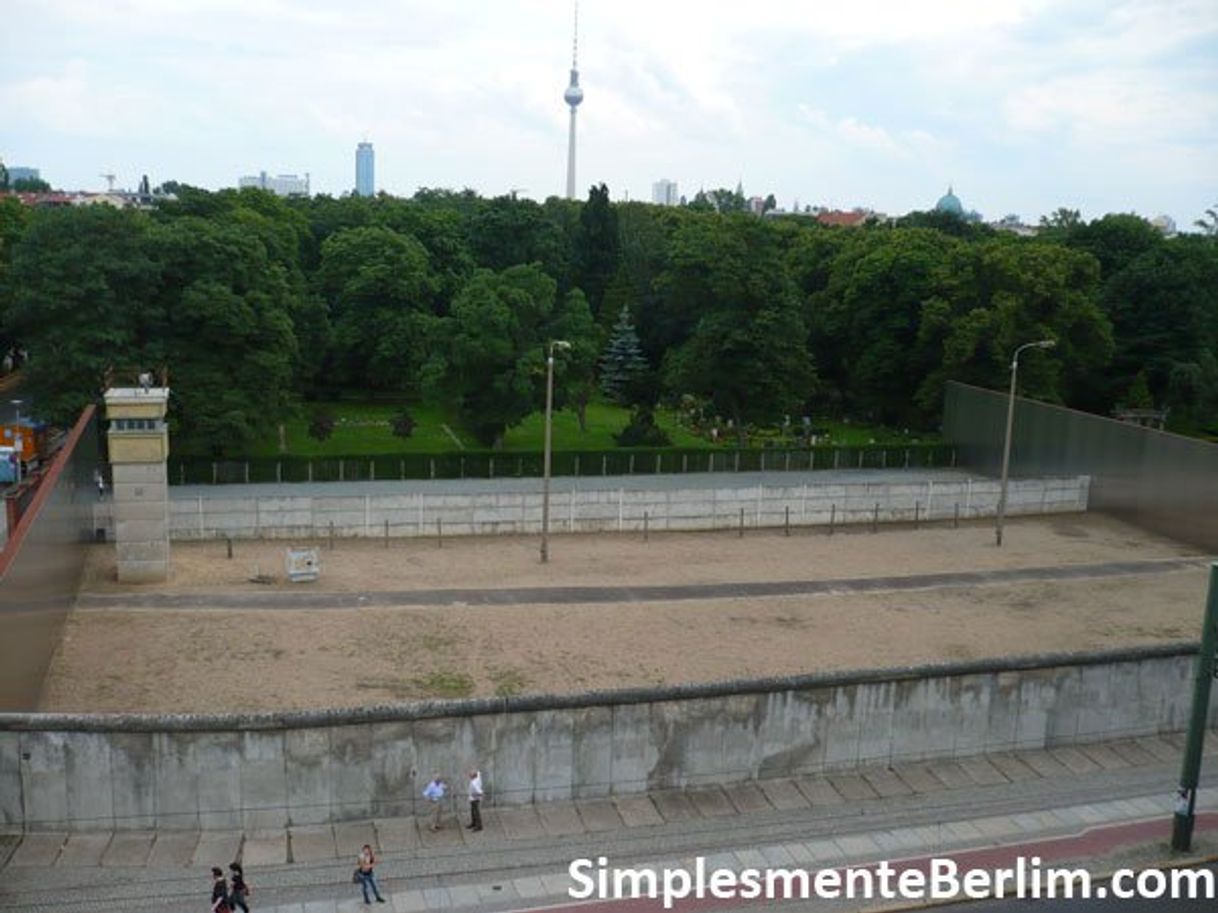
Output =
[
  {"x1": 228, "y1": 861, "x2": 251, "y2": 912},
  {"x1": 211, "y1": 867, "x2": 232, "y2": 913}
]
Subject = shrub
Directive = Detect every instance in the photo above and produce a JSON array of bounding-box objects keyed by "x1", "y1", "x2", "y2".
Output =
[
  {"x1": 391, "y1": 409, "x2": 416, "y2": 438},
  {"x1": 307, "y1": 408, "x2": 336, "y2": 441},
  {"x1": 614, "y1": 408, "x2": 672, "y2": 447}
]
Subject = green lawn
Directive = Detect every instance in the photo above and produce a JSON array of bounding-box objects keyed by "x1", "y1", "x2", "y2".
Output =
[{"x1": 234, "y1": 400, "x2": 933, "y2": 458}]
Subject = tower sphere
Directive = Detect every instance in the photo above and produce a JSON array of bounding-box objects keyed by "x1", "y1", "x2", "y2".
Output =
[{"x1": 565, "y1": 71, "x2": 583, "y2": 107}]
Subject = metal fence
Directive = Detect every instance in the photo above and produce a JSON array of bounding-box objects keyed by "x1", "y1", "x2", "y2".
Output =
[
  {"x1": 944, "y1": 381, "x2": 1218, "y2": 552},
  {"x1": 168, "y1": 442, "x2": 957, "y2": 485}
]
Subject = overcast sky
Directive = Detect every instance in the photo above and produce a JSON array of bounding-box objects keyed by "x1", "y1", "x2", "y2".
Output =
[{"x1": 2, "y1": 0, "x2": 1216, "y2": 225}]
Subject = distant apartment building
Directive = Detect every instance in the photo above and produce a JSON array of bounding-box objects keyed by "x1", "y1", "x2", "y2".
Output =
[
  {"x1": 238, "y1": 171, "x2": 310, "y2": 197},
  {"x1": 5, "y1": 166, "x2": 41, "y2": 185},
  {"x1": 356, "y1": 142, "x2": 375, "y2": 197},
  {"x1": 651, "y1": 178, "x2": 678, "y2": 206}
]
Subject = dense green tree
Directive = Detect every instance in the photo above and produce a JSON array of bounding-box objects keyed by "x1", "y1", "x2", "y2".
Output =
[
  {"x1": 317, "y1": 226, "x2": 440, "y2": 393},
  {"x1": 1066, "y1": 213, "x2": 1162, "y2": 280},
  {"x1": 423, "y1": 264, "x2": 557, "y2": 447},
  {"x1": 660, "y1": 216, "x2": 815, "y2": 440},
  {"x1": 150, "y1": 217, "x2": 299, "y2": 453},
  {"x1": 573, "y1": 184, "x2": 618, "y2": 318},
  {"x1": 8, "y1": 206, "x2": 161, "y2": 423},
  {"x1": 599, "y1": 305, "x2": 648, "y2": 405},
  {"x1": 12, "y1": 177, "x2": 51, "y2": 193},
  {"x1": 548, "y1": 287, "x2": 599, "y2": 431}
]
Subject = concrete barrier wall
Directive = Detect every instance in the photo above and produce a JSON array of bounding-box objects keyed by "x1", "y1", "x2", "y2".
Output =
[
  {"x1": 96, "y1": 476, "x2": 1089, "y2": 541},
  {"x1": 0, "y1": 644, "x2": 1208, "y2": 832}
]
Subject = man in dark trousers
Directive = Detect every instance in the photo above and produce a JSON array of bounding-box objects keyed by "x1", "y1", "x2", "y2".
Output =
[{"x1": 466, "y1": 768, "x2": 484, "y2": 831}]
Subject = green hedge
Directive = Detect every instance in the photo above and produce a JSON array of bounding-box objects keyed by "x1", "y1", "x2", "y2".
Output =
[{"x1": 168, "y1": 443, "x2": 957, "y2": 485}]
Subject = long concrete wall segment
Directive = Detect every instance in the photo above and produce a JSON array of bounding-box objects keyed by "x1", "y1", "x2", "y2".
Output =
[
  {"x1": 92, "y1": 475, "x2": 1088, "y2": 541},
  {"x1": 0, "y1": 407, "x2": 99, "y2": 712},
  {"x1": 1, "y1": 644, "x2": 1209, "y2": 831},
  {"x1": 945, "y1": 381, "x2": 1218, "y2": 552}
]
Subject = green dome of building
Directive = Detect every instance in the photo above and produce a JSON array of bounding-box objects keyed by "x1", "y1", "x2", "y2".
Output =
[{"x1": 935, "y1": 185, "x2": 964, "y2": 215}]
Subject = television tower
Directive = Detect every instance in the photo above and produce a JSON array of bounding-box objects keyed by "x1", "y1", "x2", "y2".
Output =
[{"x1": 563, "y1": 1, "x2": 583, "y2": 200}]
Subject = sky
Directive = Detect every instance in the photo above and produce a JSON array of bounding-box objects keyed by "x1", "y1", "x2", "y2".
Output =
[{"x1": 2, "y1": 0, "x2": 1216, "y2": 226}]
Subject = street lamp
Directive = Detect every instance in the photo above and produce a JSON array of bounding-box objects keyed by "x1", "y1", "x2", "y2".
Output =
[
  {"x1": 995, "y1": 338, "x2": 1056, "y2": 547},
  {"x1": 540, "y1": 339, "x2": 571, "y2": 563}
]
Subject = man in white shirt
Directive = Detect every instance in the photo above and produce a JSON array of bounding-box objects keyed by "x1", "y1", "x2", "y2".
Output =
[
  {"x1": 422, "y1": 774, "x2": 447, "y2": 831},
  {"x1": 466, "y1": 768, "x2": 484, "y2": 832}
]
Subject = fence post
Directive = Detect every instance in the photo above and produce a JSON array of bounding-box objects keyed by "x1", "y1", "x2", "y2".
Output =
[
  {"x1": 308, "y1": 461, "x2": 313, "y2": 483},
  {"x1": 800, "y1": 484, "x2": 807, "y2": 523},
  {"x1": 954, "y1": 502, "x2": 960, "y2": 529},
  {"x1": 655, "y1": 453, "x2": 661, "y2": 474},
  {"x1": 965, "y1": 479, "x2": 972, "y2": 516},
  {"x1": 739, "y1": 507, "x2": 744, "y2": 538},
  {"x1": 437, "y1": 518, "x2": 442, "y2": 548},
  {"x1": 629, "y1": 454, "x2": 635, "y2": 474},
  {"x1": 881, "y1": 450, "x2": 887, "y2": 469},
  {"x1": 834, "y1": 450, "x2": 840, "y2": 470},
  {"x1": 212, "y1": 462, "x2": 217, "y2": 484},
  {"x1": 490, "y1": 456, "x2": 495, "y2": 479},
  {"x1": 785, "y1": 506, "x2": 790, "y2": 537},
  {"x1": 364, "y1": 495, "x2": 370, "y2": 538},
  {"x1": 905, "y1": 449, "x2": 910, "y2": 469},
  {"x1": 602, "y1": 455, "x2": 607, "y2": 476},
  {"x1": 914, "y1": 501, "x2": 920, "y2": 530},
  {"x1": 858, "y1": 450, "x2": 864, "y2": 469},
  {"x1": 384, "y1": 519, "x2": 389, "y2": 548},
  {"x1": 785, "y1": 451, "x2": 790, "y2": 472},
  {"x1": 417, "y1": 493, "x2": 423, "y2": 535},
  {"x1": 618, "y1": 488, "x2": 624, "y2": 532},
  {"x1": 276, "y1": 462, "x2": 282, "y2": 483},
  {"x1": 197, "y1": 496, "x2": 204, "y2": 539},
  {"x1": 430, "y1": 458, "x2": 436, "y2": 480},
  {"x1": 682, "y1": 454, "x2": 687, "y2": 473},
  {"x1": 226, "y1": 536, "x2": 233, "y2": 559},
  {"x1": 329, "y1": 521, "x2": 335, "y2": 551},
  {"x1": 829, "y1": 503, "x2": 835, "y2": 535},
  {"x1": 574, "y1": 456, "x2": 580, "y2": 477},
  {"x1": 459, "y1": 457, "x2": 464, "y2": 479},
  {"x1": 734, "y1": 451, "x2": 740, "y2": 472},
  {"x1": 339, "y1": 459, "x2": 344, "y2": 482},
  {"x1": 370, "y1": 460, "x2": 375, "y2": 482},
  {"x1": 244, "y1": 462, "x2": 249, "y2": 484},
  {"x1": 927, "y1": 481, "x2": 934, "y2": 521},
  {"x1": 517, "y1": 457, "x2": 523, "y2": 477},
  {"x1": 872, "y1": 502, "x2": 879, "y2": 533},
  {"x1": 401, "y1": 459, "x2": 405, "y2": 481},
  {"x1": 569, "y1": 488, "x2": 575, "y2": 532},
  {"x1": 644, "y1": 511, "x2": 649, "y2": 542},
  {"x1": 951, "y1": 448, "x2": 957, "y2": 467}
]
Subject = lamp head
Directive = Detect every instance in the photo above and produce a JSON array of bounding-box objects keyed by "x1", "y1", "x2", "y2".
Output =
[
  {"x1": 552, "y1": 340, "x2": 572, "y2": 351},
  {"x1": 1035, "y1": 339, "x2": 1056, "y2": 350}
]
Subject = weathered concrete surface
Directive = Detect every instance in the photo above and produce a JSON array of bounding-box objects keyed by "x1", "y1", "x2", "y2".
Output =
[
  {"x1": 0, "y1": 645, "x2": 1212, "y2": 832},
  {"x1": 95, "y1": 475, "x2": 1090, "y2": 541}
]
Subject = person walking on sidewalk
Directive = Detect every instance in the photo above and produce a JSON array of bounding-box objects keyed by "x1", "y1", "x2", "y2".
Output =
[
  {"x1": 355, "y1": 844, "x2": 386, "y2": 904},
  {"x1": 228, "y1": 861, "x2": 251, "y2": 912},
  {"x1": 466, "y1": 768, "x2": 484, "y2": 832},
  {"x1": 210, "y1": 867, "x2": 232, "y2": 913},
  {"x1": 423, "y1": 774, "x2": 448, "y2": 831}
]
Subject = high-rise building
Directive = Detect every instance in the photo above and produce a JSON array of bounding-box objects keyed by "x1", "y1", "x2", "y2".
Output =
[
  {"x1": 652, "y1": 179, "x2": 678, "y2": 206},
  {"x1": 5, "y1": 166, "x2": 41, "y2": 185},
  {"x1": 237, "y1": 171, "x2": 310, "y2": 197},
  {"x1": 563, "y1": 2, "x2": 583, "y2": 199},
  {"x1": 356, "y1": 142, "x2": 375, "y2": 197}
]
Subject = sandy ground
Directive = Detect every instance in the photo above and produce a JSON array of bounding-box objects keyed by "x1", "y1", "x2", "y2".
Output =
[
  {"x1": 77, "y1": 513, "x2": 1201, "y2": 594},
  {"x1": 41, "y1": 514, "x2": 1211, "y2": 714}
]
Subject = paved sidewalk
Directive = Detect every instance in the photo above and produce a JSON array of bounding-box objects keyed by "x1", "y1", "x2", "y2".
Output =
[{"x1": 2, "y1": 730, "x2": 1216, "y2": 912}]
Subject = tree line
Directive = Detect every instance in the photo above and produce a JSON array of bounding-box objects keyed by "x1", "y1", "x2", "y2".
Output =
[{"x1": 0, "y1": 184, "x2": 1215, "y2": 455}]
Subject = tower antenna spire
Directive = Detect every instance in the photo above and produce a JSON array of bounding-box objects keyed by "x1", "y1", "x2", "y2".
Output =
[{"x1": 573, "y1": 0, "x2": 579, "y2": 68}]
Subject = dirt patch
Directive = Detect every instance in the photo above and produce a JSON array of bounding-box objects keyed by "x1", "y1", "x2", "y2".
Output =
[
  {"x1": 77, "y1": 513, "x2": 1201, "y2": 596},
  {"x1": 48, "y1": 514, "x2": 1211, "y2": 714}
]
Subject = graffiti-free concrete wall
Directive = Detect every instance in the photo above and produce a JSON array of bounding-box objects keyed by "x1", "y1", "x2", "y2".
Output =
[
  {"x1": 0, "y1": 645, "x2": 1207, "y2": 832},
  {"x1": 94, "y1": 475, "x2": 1089, "y2": 541}
]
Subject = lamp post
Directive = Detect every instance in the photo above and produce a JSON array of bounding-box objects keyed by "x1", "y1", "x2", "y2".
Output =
[
  {"x1": 995, "y1": 339, "x2": 1055, "y2": 547},
  {"x1": 541, "y1": 340, "x2": 570, "y2": 563}
]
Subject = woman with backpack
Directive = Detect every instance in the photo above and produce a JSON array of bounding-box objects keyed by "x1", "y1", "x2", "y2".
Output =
[{"x1": 228, "y1": 861, "x2": 251, "y2": 912}]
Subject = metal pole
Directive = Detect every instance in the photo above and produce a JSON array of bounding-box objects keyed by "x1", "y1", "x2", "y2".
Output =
[
  {"x1": 995, "y1": 354, "x2": 1019, "y2": 548},
  {"x1": 541, "y1": 350, "x2": 554, "y2": 562},
  {"x1": 996, "y1": 339, "x2": 1055, "y2": 547},
  {"x1": 1172, "y1": 563, "x2": 1218, "y2": 852}
]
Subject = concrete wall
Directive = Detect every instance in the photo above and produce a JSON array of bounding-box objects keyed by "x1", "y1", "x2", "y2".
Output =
[
  {"x1": 945, "y1": 381, "x2": 1218, "y2": 552},
  {"x1": 0, "y1": 644, "x2": 1208, "y2": 832},
  {"x1": 95, "y1": 476, "x2": 1089, "y2": 541},
  {"x1": 0, "y1": 408, "x2": 98, "y2": 712}
]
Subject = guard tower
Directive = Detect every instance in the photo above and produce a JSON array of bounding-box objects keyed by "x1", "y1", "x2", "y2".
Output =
[{"x1": 103, "y1": 370, "x2": 171, "y2": 583}]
